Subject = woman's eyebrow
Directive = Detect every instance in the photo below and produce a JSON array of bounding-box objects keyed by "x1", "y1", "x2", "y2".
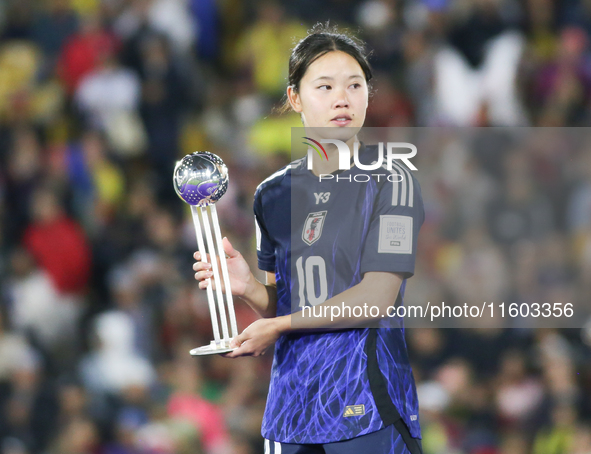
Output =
[{"x1": 312, "y1": 75, "x2": 364, "y2": 82}]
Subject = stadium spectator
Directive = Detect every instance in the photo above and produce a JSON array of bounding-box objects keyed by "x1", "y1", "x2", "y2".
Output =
[
  {"x1": 22, "y1": 186, "x2": 91, "y2": 296},
  {"x1": 75, "y1": 50, "x2": 144, "y2": 156},
  {"x1": 57, "y1": 13, "x2": 119, "y2": 94}
]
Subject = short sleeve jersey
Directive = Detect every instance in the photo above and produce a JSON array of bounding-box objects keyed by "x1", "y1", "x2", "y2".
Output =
[{"x1": 253, "y1": 144, "x2": 424, "y2": 444}]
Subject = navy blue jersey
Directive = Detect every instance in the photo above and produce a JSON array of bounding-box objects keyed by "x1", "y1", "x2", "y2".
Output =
[{"x1": 254, "y1": 144, "x2": 424, "y2": 444}]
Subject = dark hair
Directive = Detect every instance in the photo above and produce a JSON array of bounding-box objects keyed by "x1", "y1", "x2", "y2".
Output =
[{"x1": 276, "y1": 22, "x2": 373, "y2": 114}]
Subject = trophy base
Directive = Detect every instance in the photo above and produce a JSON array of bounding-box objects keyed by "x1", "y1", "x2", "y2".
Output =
[{"x1": 190, "y1": 339, "x2": 236, "y2": 356}]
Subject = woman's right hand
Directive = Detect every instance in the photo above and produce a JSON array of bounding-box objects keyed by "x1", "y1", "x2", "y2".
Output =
[{"x1": 193, "y1": 237, "x2": 254, "y2": 298}]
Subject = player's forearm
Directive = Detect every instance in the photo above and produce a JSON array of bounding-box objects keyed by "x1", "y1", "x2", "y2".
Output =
[
  {"x1": 277, "y1": 272, "x2": 403, "y2": 333},
  {"x1": 239, "y1": 274, "x2": 278, "y2": 319}
]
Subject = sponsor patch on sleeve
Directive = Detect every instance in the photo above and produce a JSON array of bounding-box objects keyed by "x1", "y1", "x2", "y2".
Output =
[{"x1": 378, "y1": 215, "x2": 413, "y2": 254}]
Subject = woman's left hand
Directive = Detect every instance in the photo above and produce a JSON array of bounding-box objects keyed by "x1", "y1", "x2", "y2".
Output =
[{"x1": 223, "y1": 316, "x2": 288, "y2": 358}]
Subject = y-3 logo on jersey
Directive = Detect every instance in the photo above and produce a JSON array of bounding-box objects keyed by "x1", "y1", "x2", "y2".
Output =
[
  {"x1": 302, "y1": 211, "x2": 327, "y2": 245},
  {"x1": 314, "y1": 192, "x2": 330, "y2": 204}
]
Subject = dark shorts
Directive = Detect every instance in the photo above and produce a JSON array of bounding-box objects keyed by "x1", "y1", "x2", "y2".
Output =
[{"x1": 264, "y1": 423, "x2": 423, "y2": 454}]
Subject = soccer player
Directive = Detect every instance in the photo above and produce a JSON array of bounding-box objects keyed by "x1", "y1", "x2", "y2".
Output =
[{"x1": 193, "y1": 24, "x2": 424, "y2": 454}]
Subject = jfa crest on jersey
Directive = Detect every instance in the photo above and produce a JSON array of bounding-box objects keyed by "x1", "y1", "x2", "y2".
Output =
[
  {"x1": 253, "y1": 143, "x2": 425, "y2": 445},
  {"x1": 302, "y1": 211, "x2": 327, "y2": 245}
]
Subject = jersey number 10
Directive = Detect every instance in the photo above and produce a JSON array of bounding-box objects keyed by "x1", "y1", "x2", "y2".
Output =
[{"x1": 295, "y1": 256, "x2": 328, "y2": 307}]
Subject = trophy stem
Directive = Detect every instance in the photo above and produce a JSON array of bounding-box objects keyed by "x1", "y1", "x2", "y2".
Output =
[
  {"x1": 209, "y1": 205, "x2": 239, "y2": 338},
  {"x1": 191, "y1": 205, "x2": 222, "y2": 344},
  {"x1": 199, "y1": 205, "x2": 231, "y2": 342}
]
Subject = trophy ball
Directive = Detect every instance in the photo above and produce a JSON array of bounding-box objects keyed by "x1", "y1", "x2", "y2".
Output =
[{"x1": 173, "y1": 152, "x2": 229, "y2": 206}]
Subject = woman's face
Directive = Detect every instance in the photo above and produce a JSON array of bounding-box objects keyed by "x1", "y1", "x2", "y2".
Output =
[{"x1": 288, "y1": 51, "x2": 368, "y2": 129}]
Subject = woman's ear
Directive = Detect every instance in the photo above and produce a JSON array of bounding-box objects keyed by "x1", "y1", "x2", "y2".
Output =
[{"x1": 287, "y1": 85, "x2": 302, "y2": 113}]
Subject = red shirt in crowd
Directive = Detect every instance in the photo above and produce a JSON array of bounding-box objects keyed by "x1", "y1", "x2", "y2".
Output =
[
  {"x1": 58, "y1": 29, "x2": 119, "y2": 93},
  {"x1": 23, "y1": 215, "x2": 91, "y2": 295}
]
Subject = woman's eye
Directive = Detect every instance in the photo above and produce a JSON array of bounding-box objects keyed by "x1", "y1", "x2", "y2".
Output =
[
  {"x1": 350, "y1": 83, "x2": 361, "y2": 89},
  {"x1": 318, "y1": 85, "x2": 331, "y2": 90}
]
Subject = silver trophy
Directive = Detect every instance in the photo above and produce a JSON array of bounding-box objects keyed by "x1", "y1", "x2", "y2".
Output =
[{"x1": 173, "y1": 152, "x2": 238, "y2": 355}]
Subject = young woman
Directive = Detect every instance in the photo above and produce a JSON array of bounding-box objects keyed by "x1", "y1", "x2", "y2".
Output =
[{"x1": 193, "y1": 24, "x2": 424, "y2": 454}]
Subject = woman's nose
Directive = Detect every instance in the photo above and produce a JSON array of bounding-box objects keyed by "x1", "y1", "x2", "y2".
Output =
[{"x1": 333, "y1": 90, "x2": 350, "y2": 109}]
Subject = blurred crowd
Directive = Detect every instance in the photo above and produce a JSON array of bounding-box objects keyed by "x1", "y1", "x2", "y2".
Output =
[{"x1": 0, "y1": 0, "x2": 591, "y2": 453}]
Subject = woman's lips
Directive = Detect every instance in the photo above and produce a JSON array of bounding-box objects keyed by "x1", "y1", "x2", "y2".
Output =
[{"x1": 330, "y1": 117, "x2": 352, "y2": 126}]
